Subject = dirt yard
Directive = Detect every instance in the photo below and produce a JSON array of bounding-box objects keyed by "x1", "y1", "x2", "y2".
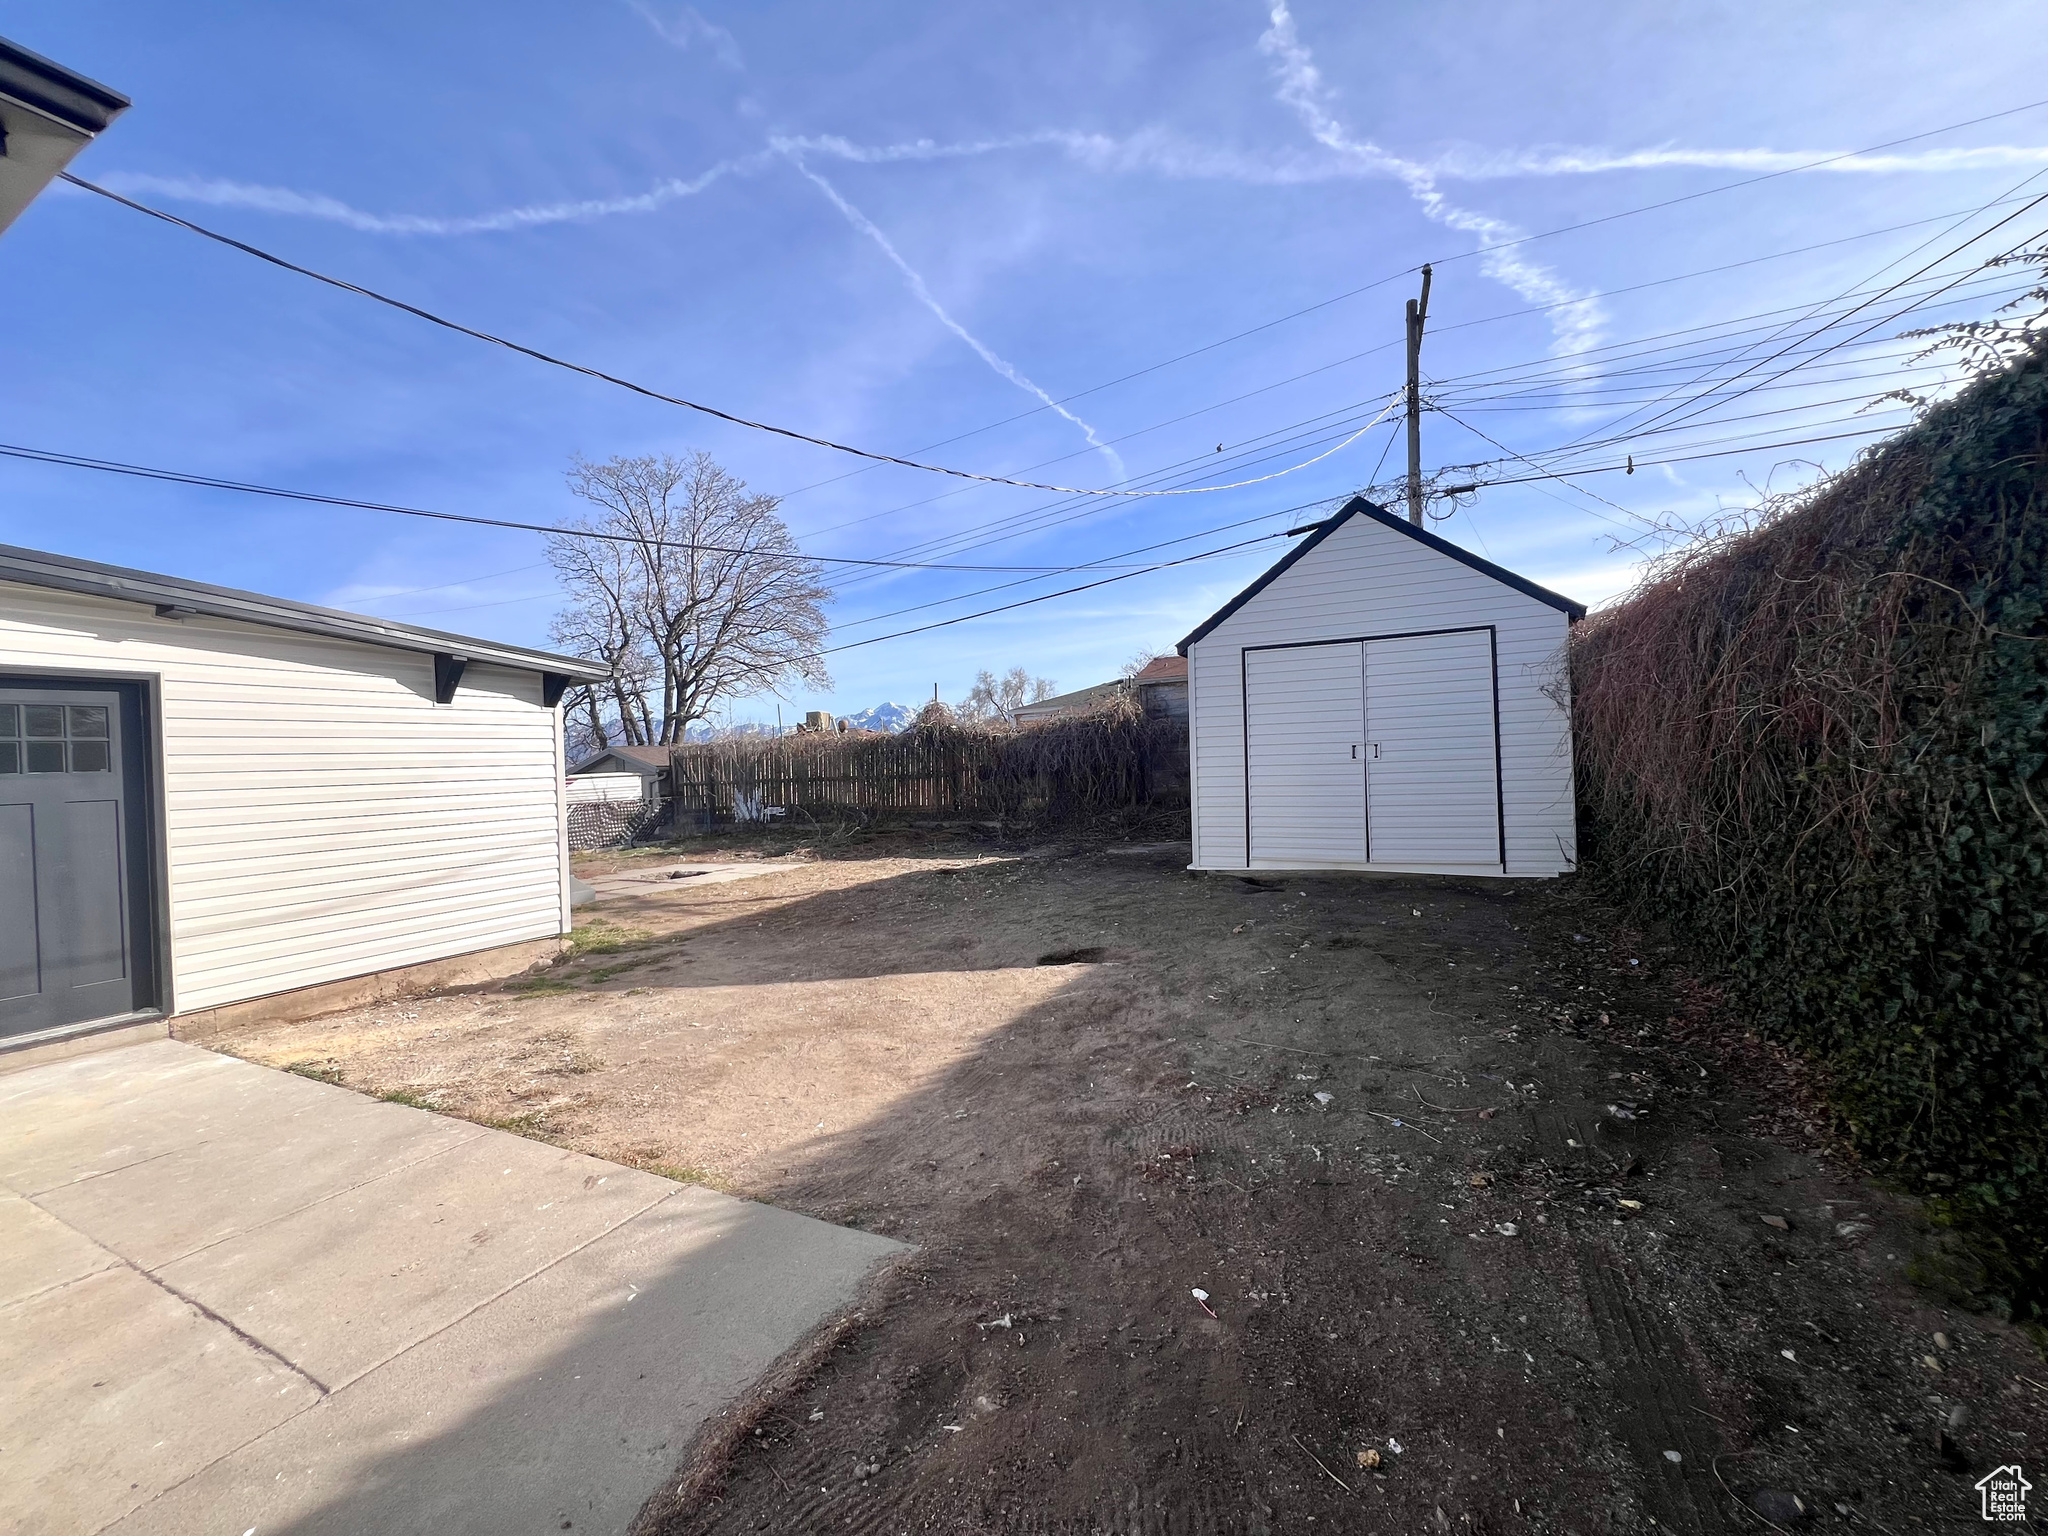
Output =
[{"x1": 195, "y1": 830, "x2": 2048, "y2": 1534}]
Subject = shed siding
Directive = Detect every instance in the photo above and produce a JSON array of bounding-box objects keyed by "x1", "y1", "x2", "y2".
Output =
[
  {"x1": 1186, "y1": 515, "x2": 1575, "y2": 876},
  {"x1": 0, "y1": 582, "x2": 570, "y2": 1013}
]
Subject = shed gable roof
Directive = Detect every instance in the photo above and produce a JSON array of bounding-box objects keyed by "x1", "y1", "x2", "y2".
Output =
[{"x1": 1176, "y1": 496, "x2": 1585, "y2": 655}]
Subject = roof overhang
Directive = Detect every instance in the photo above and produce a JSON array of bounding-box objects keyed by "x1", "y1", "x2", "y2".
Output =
[
  {"x1": 0, "y1": 37, "x2": 129, "y2": 240},
  {"x1": 568, "y1": 747, "x2": 669, "y2": 776},
  {"x1": 1177, "y1": 496, "x2": 1586, "y2": 654},
  {"x1": 1014, "y1": 680, "x2": 1129, "y2": 715},
  {"x1": 0, "y1": 543, "x2": 608, "y2": 692}
]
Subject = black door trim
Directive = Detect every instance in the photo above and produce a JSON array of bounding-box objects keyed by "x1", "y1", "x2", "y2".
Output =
[
  {"x1": 1238, "y1": 625, "x2": 1506, "y2": 871},
  {"x1": 0, "y1": 667, "x2": 169, "y2": 1026}
]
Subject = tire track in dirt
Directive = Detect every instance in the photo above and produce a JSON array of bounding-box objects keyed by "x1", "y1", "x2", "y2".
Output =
[{"x1": 1529, "y1": 1099, "x2": 1735, "y2": 1535}]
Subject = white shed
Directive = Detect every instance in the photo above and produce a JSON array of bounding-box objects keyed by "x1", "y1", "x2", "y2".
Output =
[
  {"x1": 1177, "y1": 497, "x2": 1584, "y2": 878},
  {"x1": 0, "y1": 544, "x2": 607, "y2": 1056}
]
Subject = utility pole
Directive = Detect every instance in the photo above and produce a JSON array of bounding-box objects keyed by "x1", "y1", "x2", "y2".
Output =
[{"x1": 1405, "y1": 264, "x2": 1433, "y2": 526}]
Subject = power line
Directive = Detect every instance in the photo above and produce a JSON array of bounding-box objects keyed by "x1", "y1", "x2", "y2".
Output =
[
  {"x1": 1427, "y1": 255, "x2": 2032, "y2": 490},
  {"x1": 772, "y1": 96, "x2": 2048, "y2": 499},
  {"x1": 831, "y1": 411, "x2": 1941, "y2": 659},
  {"x1": 814, "y1": 532, "x2": 1293, "y2": 658},
  {"x1": 820, "y1": 256, "x2": 2029, "y2": 593},
  {"x1": 1449, "y1": 384, "x2": 1916, "y2": 467},
  {"x1": 1434, "y1": 406, "x2": 1659, "y2": 531},
  {"x1": 59, "y1": 171, "x2": 1376, "y2": 501},
  {"x1": 1443, "y1": 357, "x2": 1955, "y2": 410},
  {"x1": 793, "y1": 194, "x2": 2048, "y2": 546},
  {"x1": 63, "y1": 98, "x2": 2048, "y2": 508},
  {"x1": 1488, "y1": 239, "x2": 2043, "y2": 482},
  {"x1": 0, "y1": 441, "x2": 1231, "y2": 572},
  {"x1": 1591, "y1": 207, "x2": 2048, "y2": 454},
  {"x1": 1495, "y1": 184, "x2": 2048, "y2": 469},
  {"x1": 1423, "y1": 268, "x2": 2029, "y2": 395},
  {"x1": 828, "y1": 494, "x2": 1355, "y2": 636},
  {"x1": 1472, "y1": 423, "x2": 1902, "y2": 487},
  {"x1": 870, "y1": 264, "x2": 2030, "y2": 569},
  {"x1": 817, "y1": 396, "x2": 1401, "y2": 587},
  {"x1": 825, "y1": 271, "x2": 2024, "y2": 577}
]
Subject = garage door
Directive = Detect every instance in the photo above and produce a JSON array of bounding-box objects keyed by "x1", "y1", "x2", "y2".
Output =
[
  {"x1": 0, "y1": 682, "x2": 153, "y2": 1039},
  {"x1": 1363, "y1": 630, "x2": 1502, "y2": 867},
  {"x1": 1244, "y1": 630, "x2": 1501, "y2": 870},
  {"x1": 1246, "y1": 642, "x2": 1366, "y2": 866}
]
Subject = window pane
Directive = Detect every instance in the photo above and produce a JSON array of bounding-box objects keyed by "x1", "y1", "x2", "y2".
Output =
[
  {"x1": 68, "y1": 706, "x2": 110, "y2": 739},
  {"x1": 0, "y1": 742, "x2": 16, "y2": 774},
  {"x1": 24, "y1": 705, "x2": 63, "y2": 739},
  {"x1": 26, "y1": 742, "x2": 66, "y2": 773},
  {"x1": 70, "y1": 740, "x2": 111, "y2": 773},
  {"x1": 0, "y1": 704, "x2": 16, "y2": 737}
]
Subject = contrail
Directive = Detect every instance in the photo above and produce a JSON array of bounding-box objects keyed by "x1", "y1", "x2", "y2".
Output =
[
  {"x1": 622, "y1": 0, "x2": 743, "y2": 70},
  {"x1": 1433, "y1": 143, "x2": 2048, "y2": 179},
  {"x1": 1257, "y1": 0, "x2": 1603, "y2": 360},
  {"x1": 786, "y1": 154, "x2": 1129, "y2": 483},
  {"x1": 88, "y1": 156, "x2": 771, "y2": 236},
  {"x1": 85, "y1": 132, "x2": 2048, "y2": 241}
]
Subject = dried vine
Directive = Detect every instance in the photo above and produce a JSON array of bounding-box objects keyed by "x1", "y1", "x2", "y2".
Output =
[{"x1": 1572, "y1": 339, "x2": 2048, "y2": 1321}]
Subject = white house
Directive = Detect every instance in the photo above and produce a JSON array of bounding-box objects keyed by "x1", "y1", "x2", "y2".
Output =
[
  {"x1": 0, "y1": 544, "x2": 607, "y2": 1058},
  {"x1": 1177, "y1": 497, "x2": 1584, "y2": 878}
]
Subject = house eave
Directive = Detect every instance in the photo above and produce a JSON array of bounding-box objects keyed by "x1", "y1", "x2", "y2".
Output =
[
  {"x1": 0, "y1": 37, "x2": 129, "y2": 137},
  {"x1": 0, "y1": 543, "x2": 607, "y2": 684}
]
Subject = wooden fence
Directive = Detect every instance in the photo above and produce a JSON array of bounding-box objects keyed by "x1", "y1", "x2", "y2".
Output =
[{"x1": 665, "y1": 711, "x2": 1188, "y2": 826}]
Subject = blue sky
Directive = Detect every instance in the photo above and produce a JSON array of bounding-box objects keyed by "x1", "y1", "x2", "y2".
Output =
[{"x1": 6, "y1": 1, "x2": 2047, "y2": 721}]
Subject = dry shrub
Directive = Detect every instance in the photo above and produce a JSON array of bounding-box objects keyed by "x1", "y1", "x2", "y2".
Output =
[
  {"x1": 1572, "y1": 340, "x2": 2048, "y2": 1321},
  {"x1": 668, "y1": 696, "x2": 1188, "y2": 831}
]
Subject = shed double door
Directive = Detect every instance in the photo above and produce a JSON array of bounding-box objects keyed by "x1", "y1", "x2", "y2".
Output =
[
  {"x1": 0, "y1": 680, "x2": 154, "y2": 1039},
  {"x1": 1245, "y1": 631, "x2": 1501, "y2": 868}
]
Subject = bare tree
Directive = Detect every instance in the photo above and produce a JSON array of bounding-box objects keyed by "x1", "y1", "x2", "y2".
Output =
[
  {"x1": 957, "y1": 667, "x2": 1057, "y2": 726},
  {"x1": 546, "y1": 453, "x2": 831, "y2": 746},
  {"x1": 1120, "y1": 648, "x2": 1164, "y2": 680},
  {"x1": 551, "y1": 530, "x2": 658, "y2": 754}
]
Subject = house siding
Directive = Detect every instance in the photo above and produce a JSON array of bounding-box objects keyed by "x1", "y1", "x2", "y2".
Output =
[
  {"x1": 1185, "y1": 515, "x2": 1576, "y2": 877},
  {"x1": 0, "y1": 582, "x2": 570, "y2": 1014}
]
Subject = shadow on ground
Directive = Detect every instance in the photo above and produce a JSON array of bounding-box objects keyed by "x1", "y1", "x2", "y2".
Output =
[{"x1": 205, "y1": 840, "x2": 2048, "y2": 1533}]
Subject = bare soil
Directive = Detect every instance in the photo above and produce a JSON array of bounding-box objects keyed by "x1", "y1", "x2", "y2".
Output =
[{"x1": 200, "y1": 829, "x2": 2048, "y2": 1534}]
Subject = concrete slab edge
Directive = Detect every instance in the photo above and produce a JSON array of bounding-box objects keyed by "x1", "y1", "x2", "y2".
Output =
[
  {"x1": 0, "y1": 1018, "x2": 170, "y2": 1077},
  {"x1": 627, "y1": 1244, "x2": 914, "y2": 1536}
]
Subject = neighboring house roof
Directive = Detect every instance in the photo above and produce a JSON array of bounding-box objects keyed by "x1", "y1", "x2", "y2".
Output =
[
  {"x1": 568, "y1": 744, "x2": 671, "y2": 777},
  {"x1": 1132, "y1": 655, "x2": 1188, "y2": 684},
  {"x1": 1014, "y1": 680, "x2": 1128, "y2": 719},
  {"x1": 1176, "y1": 496, "x2": 1586, "y2": 655},
  {"x1": 0, "y1": 543, "x2": 607, "y2": 683},
  {"x1": 0, "y1": 37, "x2": 130, "y2": 239}
]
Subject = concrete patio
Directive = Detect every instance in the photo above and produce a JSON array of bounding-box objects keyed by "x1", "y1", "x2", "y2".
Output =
[{"x1": 0, "y1": 1038, "x2": 903, "y2": 1535}]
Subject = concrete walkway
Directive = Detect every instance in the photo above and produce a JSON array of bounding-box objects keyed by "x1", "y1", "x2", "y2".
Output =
[{"x1": 1, "y1": 1039, "x2": 903, "y2": 1535}]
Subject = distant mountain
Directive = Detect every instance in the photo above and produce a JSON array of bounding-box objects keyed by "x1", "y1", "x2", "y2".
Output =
[
  {"x1": 680, "y1": 704, "x2": 916, "y2": 742},
  {"x1": 681, "y1": 720, "x2": 779, "y2": 743},
  {"x1": 842, "y1": 702, "x2": 917, "y2": 733}
]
